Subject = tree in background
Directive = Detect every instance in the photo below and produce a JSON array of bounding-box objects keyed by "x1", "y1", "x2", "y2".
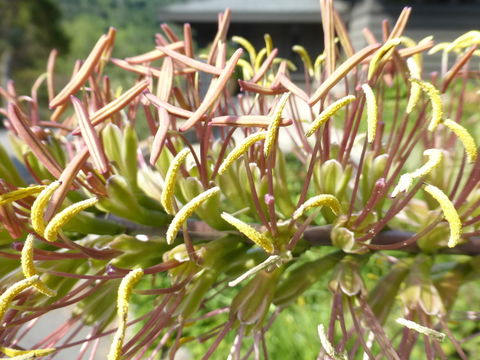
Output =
[
  {"x1": 0, "y1": 0, "x2": 69, "y2": 92},
  {"x1": 55, "y1": 0, "x2": 177, "y2": 84}
]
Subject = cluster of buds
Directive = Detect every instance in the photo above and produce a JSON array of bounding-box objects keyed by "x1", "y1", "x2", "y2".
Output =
[{"x1": 1, "y1": 1, "x2": 480, "y2": 358}]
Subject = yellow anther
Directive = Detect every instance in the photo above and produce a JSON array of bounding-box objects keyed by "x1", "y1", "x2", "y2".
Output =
[
  {"x1": 264, "y1": 93, "x2": 291, "y2": 157},
  {"x1": 293, "y1": 194, "x2": 342, "y2": 220},
  {"x1": 108, "y1": 268, "x2": 144, "y2": 360},
  {"x1": 314, "y1": 53, "x2": 326, "y2": 79},
  {"x1": 443, "y1": 119, "x2": 478, "y2": 163},
  {"x1": 306, "y1": 95, "x2": 356, "y2": 137},
  {"x1": 423, "y1": 184, "x2": 462, "y2": 248},
  {"x1": 391, "y1": 149, "x2": 443, "y2": 197},
  {"x1": 221, "y1": 212, "x2": 274, "y2": 254},
  {"x1": 31, "y1": 181, "x2": 61, "y2": 236},
  {"x1": 21, "y1": 234, "x2": 56, "y2": 297},
  {"x1": 264, "y1": 34, "x2": 273, "y2": 55},
  {"x1": 232, "y1": 36, "x2": 257, "y2": 65},
  {"x1": 428, "y1": 42, "x2": 452, "y2": 55},
  {"x1": 448, "y1": 31, "x2": 480, "y2": 52},
  {"x1": 0, "y1": 275, "x2": 40, "y2": 324},
  {"x1": 166, "y1": 187, "x2": 220, "y2": 244},
  {"x1": 396, "y1": 318, "x2": 445, "y2": 342},
  {"x1": 410, "y1": 78, "x2": 443, "y2": 131},
  {"x1": 406, "y1": 58, "x2": 422, "y2": 114},
  {"x1": 0, "y1": 185, "x2": 45, "y2": 207},
  {"x1": 292, "y1": 45, "x2": 314, "y2": 76},
  {"x1": 411, "y1": 149, "x2": 443, "y2": 178},
  {"x1": 361, "y1": 84, "x2": 377, "y2": 143},
  {"x1": 0, "y1": 347, "x2": 55, "y2": 359},
  {"x1": 161, "y1": 148, "x2": 191, "y2": 215},
  {"x1": 237, "y1": 58, "x2": 254, "y2": 80},
  {"x1": 254, "y1": 48, "x2": 267, "y2": 71},
  {"x1": 43, "y1": 198, "x2": 98, "y2": 242},
  {"x1": 368, "y1": 38, "x2": 401, "y2": 80},
  {"x1": 317, "y1": 324, "x2": 347, "y2": 360},
  {"x1": 218, "y1": 131, "x2": 267, "y2": 175}
]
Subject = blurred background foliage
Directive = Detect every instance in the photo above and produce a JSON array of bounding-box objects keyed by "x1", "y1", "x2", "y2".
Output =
[{"x1": 0, "y1": 0, "x2": 177, "y2": 96}]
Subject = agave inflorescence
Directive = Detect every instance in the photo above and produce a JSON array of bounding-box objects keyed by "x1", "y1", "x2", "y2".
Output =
[{"x1": 1, "y1": 1, "x2": 480, "y2": 358}]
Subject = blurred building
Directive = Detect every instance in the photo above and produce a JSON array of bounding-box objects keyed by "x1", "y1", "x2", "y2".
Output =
[{"x1": 160, "y1": 0, "x2": 480, "y2": 71}]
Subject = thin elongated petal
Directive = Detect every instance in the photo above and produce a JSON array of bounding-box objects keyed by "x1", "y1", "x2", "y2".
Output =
[
  {"x1": 149, "y1": 107, "x2": 171, "y2": 166},
  {"x1": 125, "y1": 41, "x2": 184, "y2": 64},
  {"x1": 110, "y1": 58, "x2": 163, "y2": 77},
  {"x1": 207, "y1": 9, "x2": 231, "y2": 65},
  {"x1": 424, "y1": 184, "x2": 462, "y2": 248},
  {"x1": 91, "y1": 80, "x2": 150, "y2": 126},
  {"x1": 221, "y1": 212, "x2": 274, "y2": 253},
  {"x1": 387, "y1": 7, "x2": 412, "y2": 40},
  {"x1": 8, "y1": 104, "x2": 63, "y2": 178},
  {"x1": 443, "y1": 119, "x2": 477, "y2": 163},
  {"x1": 46, "y1": 49, "x2": 58, "y2": 102},
  {"x1": 45, "y1": 147, "x2": 90, "y2": 221},
  {"x1": 161, "y1": 148, "x2": 191, "y2": 215},
  {"x1": 251, "y1": 48, "x2": 278, "y2": 83},
  {"x1": 210, "y1": 115, "x2": 292, "y2": 128},
  {"x1": 238, "y1": 80, "x2": 287, "y2": 95},
  {"x1": 71, "y1": 96, "x2": 108, "y2": 173},
  {"x1": 43, "y1": 198, "x2": 98, "y2": 242},
  {"x1": 156, "y1": 45, "x2": 222, "y2": 75},
  {"x1": 166, "y1": 187, "x2": 220, "y2": 244},
  {"x1": 49, "y1": 35, "x2": 109, "y2": 108},
  {"x1": 157, "y1": 57, "x2": 174, "y2": 102},
  {"x1": 144, "y1": 92, "x2": 195, "y2": 119},
  {"x1": 442, "y1": 45, "x2": 477, "y2": 92},
  {"x1": 309, "y1": 44, "x2": 380, "y2": 105},
  {"x1": 71, "y1": 80, "x2": 151, "y2": 135},
  {"x1": 180, "y1": 49, "x2": 243, "y2": 131},
  {"x1": 278, "y1": 75, "x2": 309, "y2": 102}
]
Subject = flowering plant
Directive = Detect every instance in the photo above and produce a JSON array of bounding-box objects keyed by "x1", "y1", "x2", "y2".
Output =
[{"x1": 1, "y1": 1, "x2": 480, "y2": 358}]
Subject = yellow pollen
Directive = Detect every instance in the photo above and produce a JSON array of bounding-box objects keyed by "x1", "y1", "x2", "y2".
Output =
[
  {"x1": 361, "y1": 84, "x2": 378, "y2": 143},
  {"x1": 293, "y1": 194, "x2": 342, "y2": 220},
  {"x1": 166, "y1": 187, "x2": 220, "y2": 245},
  {"x1": 107, "y1": 268, "x2": 144, "y2": 360},
  {"x1": 306, "y1": 95, "x2": 356, "y2": 137},
  {"x1": 221, "y1": 212, "x2": 274, "y2": 254},
  {"x1": 161, "y1": 148, "x2": 191, "y2": 215},
  {"x1": 31, "y1": 181, "x2": 61, "y2": 236},
  {"x1": 218, "y1": 132, "x2": 267, "y2": 175},
  {"x1": 264, "y1": 93, "x2": 291, "y2": 158},
  {"x1": 43, "y1": 198, "x2": 98, "y2": 242},
  {"x1": 423, "y1": 184, "x2": 462, "y2": 248},
  {"x1": 443, "y1": 119, "x2": 478, "y2": 163}
]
